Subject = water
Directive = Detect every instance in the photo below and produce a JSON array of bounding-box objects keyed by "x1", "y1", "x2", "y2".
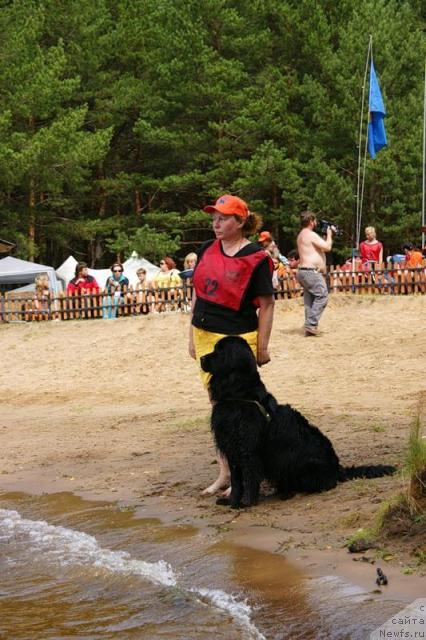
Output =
[{"x1": 0, "y1": 492, "x2": 407, "y2": 639}]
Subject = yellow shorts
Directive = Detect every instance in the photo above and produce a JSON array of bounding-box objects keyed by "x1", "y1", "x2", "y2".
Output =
[{"x1": 193, "y1": 327, "x2": 258, "y2": 389}]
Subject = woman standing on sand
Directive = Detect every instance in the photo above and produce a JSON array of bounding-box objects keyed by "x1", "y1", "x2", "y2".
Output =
[{"x1": 188, "y1": 194, "x2": 275, "y2": 496}]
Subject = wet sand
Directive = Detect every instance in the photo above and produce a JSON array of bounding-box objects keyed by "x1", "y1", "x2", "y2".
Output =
[{"x1": 1, "y1": 295, "x2": 425, "y2": 599}]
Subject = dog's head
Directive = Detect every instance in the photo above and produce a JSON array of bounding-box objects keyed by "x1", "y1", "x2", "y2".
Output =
[{"x1": 201, "y1": 336, "x2": 257, "y2": 379}]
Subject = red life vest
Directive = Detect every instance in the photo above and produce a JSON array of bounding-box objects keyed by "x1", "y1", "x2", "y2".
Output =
[{"x1": 193, "y1": 240, "x2": 273, "y2": 311}]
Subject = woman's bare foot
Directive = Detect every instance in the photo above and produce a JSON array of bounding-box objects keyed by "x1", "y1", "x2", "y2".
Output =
[{"x1": 201, "y1": 476, "x2": 230, "y2": 496}]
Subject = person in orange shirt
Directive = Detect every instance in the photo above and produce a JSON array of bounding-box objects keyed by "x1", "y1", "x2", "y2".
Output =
[
  {"x1": 403, "y1": 243, "x2": 424, "y2": 268},
  {"x1": 271, "y1": 256, "x2": 287, "y2": 290}
]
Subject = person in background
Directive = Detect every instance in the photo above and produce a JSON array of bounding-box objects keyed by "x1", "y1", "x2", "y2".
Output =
[
  {"x1": 66, "y1": 262, "x2": 99, "y2": 293},
  {"x1": 271, "y1": 256, "x2": 286, "y2": 291},
  {"x1": 285, "y1": 249, "x2": 300, "y2": 294},
  {"x1": 179, "y1": 252, "x2": 198, "y2": 312},
  {"x1": 296, "y1": 211, "x2": 334, "y2": 336},
  {"x1": 153, "y1": 256, "x2": 182, "y2": 312},
  {"x1": 387, "y1": 253, "x2": 406, "y2": 266},
  {"x1": 403, "y1": 243, "x2": 424, "y2": 268},
  {"x1": 32, "y1": 273, "x2": 51, "y2": 320},
  {"x1": 134, "y1": 267, "x2": 150, "y2": 314},
  {"x1": 359, "y1": 226, "x2": 383, "y2": 267},
  {"x1": 189, "y1": 194, "x2": 274, "y2": 497},
  {"x1": 103, "y1": 262, "x2": 130, "y2": 319},
  {"x1": 287, "y1": 249, "x2": 299, "y2": 270},
  {"x1": 340, "y1": 256, "x2": 364, "y2": 272},
  {"x1": 179, "y1": 252, "x2": 198, "y2": 280},
  {"x1": 258, "y1": 230, "x2": 289, "y2": 264}
]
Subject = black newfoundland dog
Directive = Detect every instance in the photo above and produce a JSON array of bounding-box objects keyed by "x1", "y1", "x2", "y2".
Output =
[{"x1": 201, "y1": 336, "x2": 396, "y2": 509}]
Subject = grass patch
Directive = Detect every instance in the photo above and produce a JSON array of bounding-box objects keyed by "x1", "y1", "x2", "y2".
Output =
[
  {"x1": 345, "y1": 527, "x2": 376, "y2": 549},
  {"x1": 374, "y1": 410, "x2": 426, "y2": 542},
  {"x1": 374, "y1": 548, "x2": 395, "y2": 562},
  {"x1": 339, "y1": 512, "x2": 362, "y2": 527},
  {"x1": 376, "y1": 406, "x2": 426, "y2": 534},
  {"x1": 171, "y1": 416, "x2": 209, "y2": 431},
  {"x1": 406, "y1": 411, "x2": 426, "y2": 511},
  {"x1": 370, "y1": 424, "x2": 386, "y2": 433},
  {"x1": 70, "y1": 404, "x2": 91, "y2": 414},
  {"x1": 413, "y1": 549, "x2": 426, "y2": 567},
  {"x1": 345, "y1": 404, "x2": 426, "y2": 564}
]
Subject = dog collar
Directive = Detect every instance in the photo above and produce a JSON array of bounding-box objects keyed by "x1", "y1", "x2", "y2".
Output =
[{"x1": 230, "y1": 399, "x2": 271, "y2": 423}]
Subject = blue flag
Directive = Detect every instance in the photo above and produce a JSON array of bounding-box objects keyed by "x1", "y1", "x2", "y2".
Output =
[{"x1": 368, "y1": 61, "x2": 387, "y2": 158}]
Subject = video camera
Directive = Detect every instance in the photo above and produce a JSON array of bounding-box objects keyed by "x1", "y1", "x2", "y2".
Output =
[{"x1": 316, "y1": 219, "x2": 343, "y2": 237}]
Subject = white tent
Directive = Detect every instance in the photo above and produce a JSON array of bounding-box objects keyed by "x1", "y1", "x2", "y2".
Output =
[
  {"x1": 0, "y1": 256, "x2": 63, "y2": 294},
  {"x1": 56, "y1": 252, "x2": 159, "y2": 287}
]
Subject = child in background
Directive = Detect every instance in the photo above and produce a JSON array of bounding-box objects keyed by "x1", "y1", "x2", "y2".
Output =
[
  {"x1": 403, "y1": 243, "x2": 424, "y2": 268},
  {"x1": 180, "y1": 252, "x2": 197, "y2": 280},
  {"x1": 33, "y1": 273, "x2": 51, "y2": 319},
  {"x1": 179, "y1": 252, "x2": 197, "y2": 312},
  {"x1": 271, "y1": 257, "x2": 286, "y2": 290},
  {"x1": 134, "y1": 267, "x2": 150, "y2": 314}
]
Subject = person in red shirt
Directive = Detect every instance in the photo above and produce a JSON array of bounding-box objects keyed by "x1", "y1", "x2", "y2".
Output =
[
  {"x1": 359, "y1": 226, "x2": 383, "y2": 267},
  {"x1": 66, "y1": 262, "x2": 100, "y2": 293}
]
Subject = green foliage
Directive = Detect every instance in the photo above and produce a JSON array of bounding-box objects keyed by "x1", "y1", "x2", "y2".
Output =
[
  {"x1": 405, "y1": 412, "x2": 426, "y2": 478},
  {"x1": 0, "y1": 0, "x2": 425, "y2": 266},
  {"x1": 106, "y1": 224, "x2": 181, "y2": 262}
]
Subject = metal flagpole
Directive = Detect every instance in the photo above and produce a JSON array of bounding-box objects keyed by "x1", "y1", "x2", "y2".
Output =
[
  {"x1": 357, "y1": 38, "x2": 374, "y2": 250},
  {"x1": 355, "y1": 36, "x2": 373, "y2": 254},
  {"x1": 422, "y1": 59, "x2": 426, "y2": 250}
]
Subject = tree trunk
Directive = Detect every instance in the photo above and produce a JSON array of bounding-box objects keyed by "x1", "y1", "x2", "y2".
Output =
[
  {"x1": 28, "y1": 116, "x2": 36, "y2": 262},
  {"x1": 135, "y1": 188, "x2": 142, "y2": 215},
  {"x1": 28, "y1": 178, "x2": 36, "y2": 262},
  {"x1": 90, "y1": 178, "x2": 107, "y2": 266}
]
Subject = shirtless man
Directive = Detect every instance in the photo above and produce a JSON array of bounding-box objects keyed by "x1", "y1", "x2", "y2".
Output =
[{"x1": 296, "y1": 211, "x2": 334, "y2": 336}]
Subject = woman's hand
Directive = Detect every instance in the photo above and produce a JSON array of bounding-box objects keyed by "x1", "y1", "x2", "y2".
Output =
[
  {"x1": 256, "y1": 295, "x2": 274, "y2": 366},
  {"x1": 257, "y1": 347, "x2": 270, "y2": 366},
  {"x1": 189, "y1": 340, "x2": 196, "y2": 360}
]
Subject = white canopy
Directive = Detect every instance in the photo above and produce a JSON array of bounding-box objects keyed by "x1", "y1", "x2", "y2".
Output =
[
  {"x1": 56, "y1": 252, "x2": 159, "y2": 287},
  {"x1": 0, "y1": 256, "x2": 62, "y2": 294}
]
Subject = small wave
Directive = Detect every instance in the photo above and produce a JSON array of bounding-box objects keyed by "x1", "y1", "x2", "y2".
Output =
[
  {"x1": 0, "y1": 509, "x2": 265, "y2": 639},
  {"x1": 0, "y1": 508, "x2": 176, "y2": 587},
  {"x1": 193, "y1": 588, "x2": 266, "y2": 640}
]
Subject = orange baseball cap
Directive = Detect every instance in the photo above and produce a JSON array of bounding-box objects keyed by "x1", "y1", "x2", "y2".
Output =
[
  {"x1": 258, "y1": 231, "x2": 272, "y2": 242},
  {"x1": 203, "y1": 194, "x2": 249, "y2": 218}
]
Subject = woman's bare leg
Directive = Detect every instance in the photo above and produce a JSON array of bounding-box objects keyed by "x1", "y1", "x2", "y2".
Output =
[{"x1": 201, "y1": 452, "x2": 231, "y2": 495}]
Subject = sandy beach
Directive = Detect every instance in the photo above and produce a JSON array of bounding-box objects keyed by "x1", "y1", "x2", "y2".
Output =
[{"x1": 1, "y1": 294, "x2": 425, "y2": 600}]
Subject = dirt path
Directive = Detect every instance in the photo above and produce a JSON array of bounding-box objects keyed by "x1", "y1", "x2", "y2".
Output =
[{"x1": 1, "y1": 295, "x2": 425, "y2": 595}]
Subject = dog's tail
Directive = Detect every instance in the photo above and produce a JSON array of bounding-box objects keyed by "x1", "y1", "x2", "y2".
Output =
[{"x1": 338, "y1": 464, "x2": 396, "y2": 482}]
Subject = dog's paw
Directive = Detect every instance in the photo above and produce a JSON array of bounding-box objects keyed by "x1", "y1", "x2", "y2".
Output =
[
  {"x1": 240, "y1": 499, "x2": 255, "y2": 508},
  {"x1": 215, "y1": 497, "x2": 232, "y2": 506},
  {"x1": 278, "y1": 491, "x2": 295, "y2": 501}
]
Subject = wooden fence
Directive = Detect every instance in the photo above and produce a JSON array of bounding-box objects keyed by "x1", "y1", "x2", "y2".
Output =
[
  {"x1": 0, "y1": 281, "x2": 194, "y2": 322},
  {"x1": 1, "y1": 264, "x2": 425, "y2": 323},
  {"x1": 274, "y1": 263, "x2": 426, "y2": 299}
]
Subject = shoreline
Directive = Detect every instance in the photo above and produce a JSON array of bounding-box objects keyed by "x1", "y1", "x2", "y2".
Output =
[{"x1": 1, "y1": 473, "x2": 423, "y2": 607}]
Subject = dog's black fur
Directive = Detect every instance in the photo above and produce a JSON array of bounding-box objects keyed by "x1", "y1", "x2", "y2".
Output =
[{"x1": 201, "y1": 336, "x2": 396, "y2": 509}]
